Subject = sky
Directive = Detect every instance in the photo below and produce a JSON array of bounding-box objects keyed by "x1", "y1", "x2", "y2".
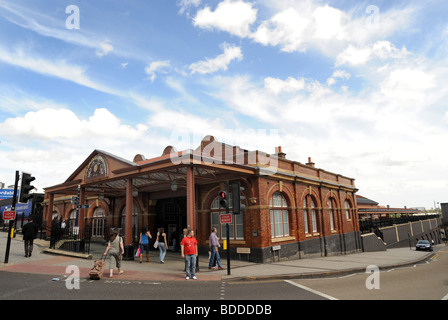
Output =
[{"x1": 0, "y1": 0, "x2": 447, "y2": 210}]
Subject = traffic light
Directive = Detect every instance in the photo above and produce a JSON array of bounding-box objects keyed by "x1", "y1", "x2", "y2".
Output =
[
  {"x1": 232, "y1": 181, "x2": 246, "y2": 214},
  {"x1": 19, "y1": 172, "x2": 35, "y2": 203},
  {"x1": 219, "y1": 190, "x2": 229, "y2": 210}
]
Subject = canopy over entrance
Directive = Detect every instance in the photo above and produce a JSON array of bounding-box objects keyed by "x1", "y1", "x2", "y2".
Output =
[{"x1": 43, "y1": 136, "x2": 257, "y2": 245}]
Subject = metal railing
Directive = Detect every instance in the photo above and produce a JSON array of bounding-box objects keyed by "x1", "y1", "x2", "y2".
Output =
[
  {"x1": 359, "y1": 215, "x2": 439, "y2": 237},
  {"x1": 48, "y1": 223, "x2": 91, "y2": 254}
]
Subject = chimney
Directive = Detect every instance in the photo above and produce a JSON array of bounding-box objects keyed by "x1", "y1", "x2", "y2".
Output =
[
  {"x1": 275, "y1": 146, "x2": 286, "y2": 159},
  {"x1": 306, "y1": 157, "x2": 315, "y2": 167}
]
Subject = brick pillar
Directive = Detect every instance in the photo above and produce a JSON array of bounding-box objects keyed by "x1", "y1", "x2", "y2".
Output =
[
  {"x1": 78, "y1": 186, "x2": 86, "y2": 234},
  {"x1": 186, "y1": 166, "x2": 196, "y2": 232},
  {"x1": 125, "y1": 178, "x2": 133, "y2": 245}
]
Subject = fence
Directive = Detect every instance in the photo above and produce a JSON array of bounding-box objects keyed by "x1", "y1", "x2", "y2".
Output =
[
  {"x1": 48, "y1": 222, "x2": 92, "y2": 254},
  {"x1": 359, "y1": 215, "x2": 439, "y2": 235}
]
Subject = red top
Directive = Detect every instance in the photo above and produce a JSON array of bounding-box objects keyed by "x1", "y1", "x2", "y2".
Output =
[{"x1": 181, "y1": 236, "x2": 197, "y2": 255}]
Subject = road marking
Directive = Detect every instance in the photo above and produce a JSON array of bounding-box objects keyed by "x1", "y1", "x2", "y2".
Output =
[
  {"x1": 220, "y1": 281, "x2": 226, "y2": 300},
  {"x1": 441, "y1": 293, "x2": 448, "y2": 300},
  {"x1": 284, "y1": 280, "x2": 339, "y2": 300}
]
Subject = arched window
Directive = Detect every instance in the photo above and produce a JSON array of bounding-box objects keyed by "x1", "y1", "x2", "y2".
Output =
[
  {"x1": 210, "y1": 193, "x2": 244, "y2": 240},
  {"x1": 328, "y1": 197, "x2": 336, "y2": 231},
  {"x1": 303, "y1": 194, "x2": 318, "y2": 234},
  {"x1": 92, "y1": 206, "x2": 105, "y2": 237},
  {"x1": 311, "y1": 197, "x2": 317, "y2": 233},
  {"x1": 269, "y1": 192, "x2": 289, "y2": 238},
  {"x1": 344, "y1": 200, "x2": 352, "y2": 220},
  {"x1": 303, "y1": 198, "x2": 309, "y2": 234}
]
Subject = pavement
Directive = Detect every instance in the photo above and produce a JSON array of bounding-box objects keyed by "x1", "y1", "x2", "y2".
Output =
[{"x1": 0, "y1": 231, "x2": 437, "y2": 282}]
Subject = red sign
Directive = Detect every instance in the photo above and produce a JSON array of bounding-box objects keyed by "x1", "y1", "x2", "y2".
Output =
[
  {"x1": 220, "y1": 214, "x2": 232, "y2": 224},
  {"x1": 3, "y1": 211, "x2": 16, "y2": 221}
]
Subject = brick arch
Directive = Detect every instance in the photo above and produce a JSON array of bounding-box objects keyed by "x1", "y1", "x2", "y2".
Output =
[
  {"x1": 322, "y1": 190, "x2": 341, "y2": 208},
  {"x1": 266, "y1": 183, "x2": 295, "y2": 208},
  {"x1": 299, "y1": 186, "x2": 321, "y2": 208}
]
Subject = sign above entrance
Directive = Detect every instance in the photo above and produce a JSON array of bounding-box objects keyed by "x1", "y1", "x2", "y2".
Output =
[
  {"x1": 85, "y1": 155, "x2": 109, "y2": 181},
  {"x1": 220, "y1": 213, "x2": 232, "y2": 224}
]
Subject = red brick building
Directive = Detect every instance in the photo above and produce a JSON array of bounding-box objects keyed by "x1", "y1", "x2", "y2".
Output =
[{"x1": 43, "y1": 135, "x2": 360, "y2": 262}]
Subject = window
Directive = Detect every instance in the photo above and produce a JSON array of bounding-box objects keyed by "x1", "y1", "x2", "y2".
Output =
[
  {"x1": 303, "y1": 194, "x2": 319, "y2": 234},
  {"x1": 344, "y1": 200, "x2": 352, "y2": 220},
  {"x1": 303, "y1": 199, "x2": 309, "y2": 234},
  {"x1": 211, "y1": 193, "x2": 244, "y2": 240},
  {"x1": 92, "y1": 206, "x2": 105, "y2": 237},
  {"x1": 269, "y1": 192, "x2": 289, "y2": 238},
  {"x1": 311, "y1": 198, "x2": 317, "y2": 233},
  {"x1": 328, "y1": 198, "x2": 335, "y2": 231}
]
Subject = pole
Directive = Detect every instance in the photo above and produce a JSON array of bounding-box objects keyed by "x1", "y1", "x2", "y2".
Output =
[
  {"x1": 224, "y1": 181, "x2": 231, "y2": 275},
  {"x1": 226, "y1": 222, "x2": 230, "y2": 275},
  {"x1": 4, "y1": 171, "x2": 19, "y2": 263}
]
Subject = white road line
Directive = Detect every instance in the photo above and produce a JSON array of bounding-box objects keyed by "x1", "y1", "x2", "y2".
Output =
[
  {"x1": 441, "y1": 293, "x2": 448, "y2": 300},
  {"x1": 284, "y1": 280, "x2": 339, "y2": 300}
]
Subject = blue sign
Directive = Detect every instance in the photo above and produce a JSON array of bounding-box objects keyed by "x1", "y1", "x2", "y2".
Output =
[
  {"x1": 1, "y1": 201, "x2": 32, "y2": 218},
  {"x1": 0, "y1": 189, "x2": 19, "y2": 200}
]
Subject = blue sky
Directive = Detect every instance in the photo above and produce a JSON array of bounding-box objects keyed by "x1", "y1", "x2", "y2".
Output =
[{"x1": 0, "y1": 0, "x2": 447, "y2": 209}]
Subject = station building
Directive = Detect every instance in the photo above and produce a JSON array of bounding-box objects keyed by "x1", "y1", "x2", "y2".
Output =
[{"x1": 42, "y1": 135, "x2": 361, "y2": 262}]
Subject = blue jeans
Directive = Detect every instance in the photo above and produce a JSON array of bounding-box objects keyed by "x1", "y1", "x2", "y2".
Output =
[
  {"x1": 185, "y1": 254, "x2": 196, "y2": 277},
  {"x1": 209, "y1": 246, "x2": 222, "y2": 268},
  {"x1": 140, "y1": 243, "x2": 149, "y2": 254},
  {"x1": 158, "y1": 242, "x2": 167, "y2": 262}
]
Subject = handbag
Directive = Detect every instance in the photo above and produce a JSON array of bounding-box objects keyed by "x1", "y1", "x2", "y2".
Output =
[
  {"x1": 153, "y1": 240, "x2": 159, "y2": 249},
  {"x1": 135, "y1": 246, "x2": 141, "y2": 257}
]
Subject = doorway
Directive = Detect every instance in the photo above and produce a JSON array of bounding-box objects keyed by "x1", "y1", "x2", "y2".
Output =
[{"x1": 155, "y1": 197, "x2": 186, "y2": 249}]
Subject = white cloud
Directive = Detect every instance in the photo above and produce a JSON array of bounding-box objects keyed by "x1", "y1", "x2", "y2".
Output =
[
  {"x1": 145, "y1": 60, "x2": 171, "y2": 82},
  {"x1": 193, "y1": 0, "x2": 257, "y2": 38},
  {"x1": 189, "y1": 43, "x2": 242, "y2": 74},
  {"x1": 336, "y1": 41, "x2": 409, "y2": 66},
  {"x1": 264, "y1": 76, "x2": 305, "y2": 94},
  {"x1": 178, "y1": 0, "x2": 202, "y2": 14},
  {"x1": 0, "y1": 45, "x2": 122, "y2": 96},
  {"x1": 1, "y1": 108, "x2": 148, "y2": 141},
  {"x1": 96, "y1": 40, "x2": 114, "y2": 57},
  {"x1": 380, "y1": 67, "x2": 436, "y2": 102},
  {"x1": 326, "y1": 70, "x2": 350, "y2": 86}
]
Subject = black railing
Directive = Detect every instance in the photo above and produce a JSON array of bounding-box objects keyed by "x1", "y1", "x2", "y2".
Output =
[
  {"x1": 49, "y1": 223, "x2": 91, "y2": 254},
  {"x1": 359, "y1": 215, "x2": 439, "y2": 236}
]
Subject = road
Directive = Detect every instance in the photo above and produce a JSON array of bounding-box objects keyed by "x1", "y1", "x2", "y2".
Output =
[
  {"x1": 0, "y1": 247, "x2": 446, "y2": 302},
  {"x1": 287, "y1": 246, "x2": 448, "y2": 300}
]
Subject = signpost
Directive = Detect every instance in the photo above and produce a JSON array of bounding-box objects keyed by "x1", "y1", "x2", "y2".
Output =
[{"x1": 4, "y1": 171, "x2": 19, "y2": 263}]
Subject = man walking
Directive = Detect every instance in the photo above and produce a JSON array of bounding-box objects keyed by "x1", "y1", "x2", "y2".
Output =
[
  {"x1": 209, "y1": 227, "x2": 224, "y2": 270},
  {"x1": 181, "y1": 229, "x2": 198, "y2": 280},
  {"x1": 22, "y1": 217, "x2": 38, "y2": 257}
]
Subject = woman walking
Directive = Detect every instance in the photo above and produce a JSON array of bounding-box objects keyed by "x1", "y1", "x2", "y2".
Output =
[
  {"x1": 157, "y1": 227, "x2": 168, "y2": 264},
  {"x1": 139, "y1": 227, "x2": 152, "y2": 263},
  {"x1": 103, "y1": 232, "x2": 124, "y2": 278}
]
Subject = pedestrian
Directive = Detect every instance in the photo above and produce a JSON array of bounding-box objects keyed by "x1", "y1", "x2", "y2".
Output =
[
  {"x1": 103, "y1": 232, "x2": 124, "y2": 278},
  {"x1": 209, "y1": 227, "x2": 224, "y2": 270},
  {"x1": 181, "y1": 229, "x2": 198, "y2": 280},
  {"x1": 139, "y1": 227, "x2": 152, "y2": 263},
  {"x1": 157, "y1": 227, "x2": 168, "y2": 264},
  {"x1": 22, "y1": 217, "x2": 38, "y2": 257}
]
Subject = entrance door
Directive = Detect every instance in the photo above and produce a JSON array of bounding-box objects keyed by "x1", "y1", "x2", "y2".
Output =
[{"x1": 156, "y1": 197, "x2": 186, "y2": 248}]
